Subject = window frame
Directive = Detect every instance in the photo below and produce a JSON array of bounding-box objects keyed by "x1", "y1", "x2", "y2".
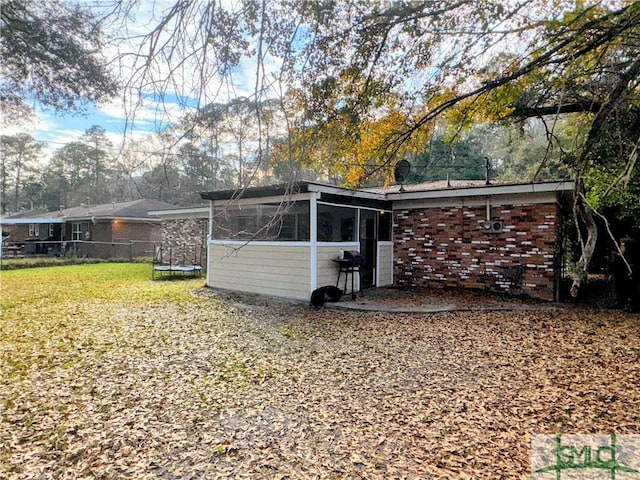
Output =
[
  {"x1": 317, "y1": 203, "x2": 359, "y2": 243},
  {"x1": 213, "y1": 201, "x2": 311, "y2": 242},
  {"x1": 72, "y1": 222, "x2": 83, "y2": 241}
]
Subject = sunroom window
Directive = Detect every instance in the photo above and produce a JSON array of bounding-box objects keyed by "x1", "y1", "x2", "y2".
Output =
[
  {"x1": 317, "y1": 204, "x2": 357, "y2": 242},
  {"x1": 213, "y1": 201, "x2": 310, "y2": 241}
]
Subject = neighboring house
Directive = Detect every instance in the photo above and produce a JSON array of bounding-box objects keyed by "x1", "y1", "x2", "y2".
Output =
[
  {"x1": 0, "y1": 199, "x2": 177, "y2": 259},
  {"x1": 0, "y1": 210, "x2": 64, "y2": 255},
  {"x1": 148, "y1": 206, "x2": 209, "y2": 266},
  {"x1": 200, "y1": 180, "x2": 574, "y2": 302}
]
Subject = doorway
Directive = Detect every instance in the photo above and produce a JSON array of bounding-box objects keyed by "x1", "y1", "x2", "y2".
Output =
[{"x1": 359, "y1": 209, "x2": 377, "y2": 288}]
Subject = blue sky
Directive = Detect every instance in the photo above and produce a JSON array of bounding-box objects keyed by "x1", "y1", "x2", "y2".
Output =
[
  {"x1": 2, "y1": 15, "x2": 268, "y2": 163},
  {"x1": 0, "y1": 0, "x2": 239, "y2": 160},
  {"x1": 29, "y1": 94, "x2": 182, "y2": 156}
]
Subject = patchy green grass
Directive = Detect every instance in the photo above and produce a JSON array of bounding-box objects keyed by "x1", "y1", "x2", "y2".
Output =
[
  {"x1": 0, "y1": 264, "x2": 203, "y2": 382},
  {"x1": 0, "y1": 256, "x2": 152, "y2": 271},
  {"x1": 1, "y1": 264, "x2": 274, "y2": 478},
  {"x1": 1, "y1": 263, "x2": 195, "y2": 307}
]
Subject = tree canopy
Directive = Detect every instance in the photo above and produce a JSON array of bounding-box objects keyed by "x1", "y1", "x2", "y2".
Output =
[
  {"x1": 106, "y1": 1, "x2": 638, "y2": 181},
  {"x1": 0, "y1": 133, "x2": 42, "y2": 213},
  {"x1": 0, "y1": 0, "x2": 118, "y2": 120}
]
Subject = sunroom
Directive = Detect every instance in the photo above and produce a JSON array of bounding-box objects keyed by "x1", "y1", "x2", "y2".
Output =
[{"x1": 200, "y1": 182, "x2": 393, "y2": 301}]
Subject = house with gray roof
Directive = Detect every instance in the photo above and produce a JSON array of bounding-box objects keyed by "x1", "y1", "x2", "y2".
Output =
[{"x1": 1, "y1": 199, "x2": 177, "y2": 259}]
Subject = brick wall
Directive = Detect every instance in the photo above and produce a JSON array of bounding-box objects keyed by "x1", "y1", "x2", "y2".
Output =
[
  {"x1": 160, "y1": 218, "x2": 208, "y2": 266},
  {"x1": 393, "y1": 202, "x2": 559, "y2": 300}
]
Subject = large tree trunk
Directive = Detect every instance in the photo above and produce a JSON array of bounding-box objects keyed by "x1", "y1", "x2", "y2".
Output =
[
  {"x1": 570, "y1": 183, "x2": 598, "y2": 298},
  {"x1": 13, "y1": 152, "x2": 22, "y2": 212}
]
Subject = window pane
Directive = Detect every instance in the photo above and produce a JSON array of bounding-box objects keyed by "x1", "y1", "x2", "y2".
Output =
[
  {"x1": 318, "y1": 204, "x2": 357, "y2": 242},
  {"x1": 72, "y1": 223, "x2": 82, "y2": 241},
  {"x1": 213, "y1": 201, "x2": 310, "y2": 241},
  {"x1": 378, "y1": 211, "x2": 392, "y2": 241}
]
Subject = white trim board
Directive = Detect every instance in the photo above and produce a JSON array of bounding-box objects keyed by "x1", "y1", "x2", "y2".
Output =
[
  {"x1": 393, "y1": 191, "x2": 564, "y2": 210},
  {"x1": 149, "y1": 207, "x2": 209, "y2": 219},
  {"x1": 387, "y1": 180, "x2": 573, "y2": 202}
]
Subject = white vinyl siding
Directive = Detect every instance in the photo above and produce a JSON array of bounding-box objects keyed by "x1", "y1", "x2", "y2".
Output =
[
  {"x1": 316, "y1": 243, "x2": 360, "y2": 291},
  {"x1": 208, "y1": 243, "x2": 311, "y2": 300},
  {"x1": 377, "y1": 242, "x2": 393, "y2": 286}
]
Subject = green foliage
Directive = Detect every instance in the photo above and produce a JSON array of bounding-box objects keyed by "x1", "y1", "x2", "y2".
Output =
[
  {"x1": 407, "y1": 129, "x2": 487, "y2": 183},
  {"x1": 0, "y1": 133, "x2": 43, "y2": 213},
  {"x1": 38, "y1": 125, "x2": 115, "y2": 209},
  {"x1": 584, "y1": 158, "x2": 640, "y2": 229},
  {"x1": 494, "y1": 121, "x2": 574, "y2": 183},
  {"x1": 137, "y1": 164, "x2": 196, "y2": 205},
  {"x1": 0, "y1": 0, "x2": 118, "y2": 119}
]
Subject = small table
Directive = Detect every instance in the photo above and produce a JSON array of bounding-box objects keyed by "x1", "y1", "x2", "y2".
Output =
[{"x1": 332, "y1": 259, "x2": 363, "y2": 300}]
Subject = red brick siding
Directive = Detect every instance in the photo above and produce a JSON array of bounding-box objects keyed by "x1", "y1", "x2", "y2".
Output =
[
  {"x1": 109, "y1": 221, "x2": 161, "y2": 258},
  {"x1": 393, "y1": 203, "x2": 558, "y2": 300}
]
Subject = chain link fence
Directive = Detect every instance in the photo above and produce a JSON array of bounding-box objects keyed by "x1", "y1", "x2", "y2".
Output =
[{"x1": 1, "y1": 240, "x2": 157, "y2": 261}]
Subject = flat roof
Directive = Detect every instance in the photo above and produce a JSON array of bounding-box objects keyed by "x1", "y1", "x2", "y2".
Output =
[
  {"x1": 200, "y1": 179, "x2": 574, "y2": 204},
  {"x1": 200, "y1": 181, "x2": 387, "y2": 202}
]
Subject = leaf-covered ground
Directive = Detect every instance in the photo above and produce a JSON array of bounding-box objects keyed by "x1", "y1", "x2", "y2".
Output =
[{"x1": 1, "y1": 264, "x2": 639, "y2": 479}]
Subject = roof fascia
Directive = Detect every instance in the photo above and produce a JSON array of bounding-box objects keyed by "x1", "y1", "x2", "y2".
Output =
[
  {"x1": 307, "y1": 183, "x2": 387, "y2": 201},
  {"x1": 63, "y1": 216, "x2": 161, "y2": 223},
  {"x1": 386, "y1": 181, "x2": 574, "y2": 201},
  {"x1": 0, "y1": 218, "x2": 65, "y2": 225},
  {"x1": 200, "y1": 182, "x2": 311, "y2": 201},
  {"x1": 201, "y1": 181, "x2": 387, "y2": 202},
  {"x1": 212, "y1": 192, "x2": 314, "y2": 206},
  {"x1": 149, "y1": 207, "x2": 209, "y2": 219}
]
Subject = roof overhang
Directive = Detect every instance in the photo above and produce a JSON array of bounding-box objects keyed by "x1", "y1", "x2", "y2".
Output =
[
  {"x1": 64, "y1": 216, "x2": 162, "y2": 222},
  {"x1": 200, "y1": 181, "x2": 387, "y2": 203},
  {"x1": 0, "y1": 218, "x2": 64, "y2": 225},
  {"x1": 199, "y1": 180, "x2": 573, "y2": 210},
  {"x1": 389, "y1": 180, "x2": 574, "y2": 210},
  {"x1": 386, "y1": 180, "x2": 574, "y2": 201},
  {"x1": 149, "y1": 207, "x2": 209, "y2": 219}
]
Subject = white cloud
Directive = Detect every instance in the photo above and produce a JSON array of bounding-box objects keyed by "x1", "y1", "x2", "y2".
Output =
[{"x1": 3, "y1": 0, "x2": 287, "y2": 164}]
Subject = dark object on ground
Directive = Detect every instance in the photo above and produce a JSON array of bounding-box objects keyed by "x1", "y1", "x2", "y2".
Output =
[
  {"x1": 310, "y1": 285, "x2": 343, "y2": 308},
  {"x1": 612, "y1": 237, "x2": 639, "y2": 312}
]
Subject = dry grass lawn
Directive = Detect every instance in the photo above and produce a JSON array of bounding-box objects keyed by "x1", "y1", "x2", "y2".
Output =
[{"x1": 1, "y1": 264, "x2": 639, "y2": 479}]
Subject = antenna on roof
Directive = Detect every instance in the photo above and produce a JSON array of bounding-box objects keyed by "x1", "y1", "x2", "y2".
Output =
[
  {"x1": 394, "y1": 159, "x2": 411, "y2": 192},
  {"x1": 484, "y1": 157, "x2": 491, "y2": 185}
]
